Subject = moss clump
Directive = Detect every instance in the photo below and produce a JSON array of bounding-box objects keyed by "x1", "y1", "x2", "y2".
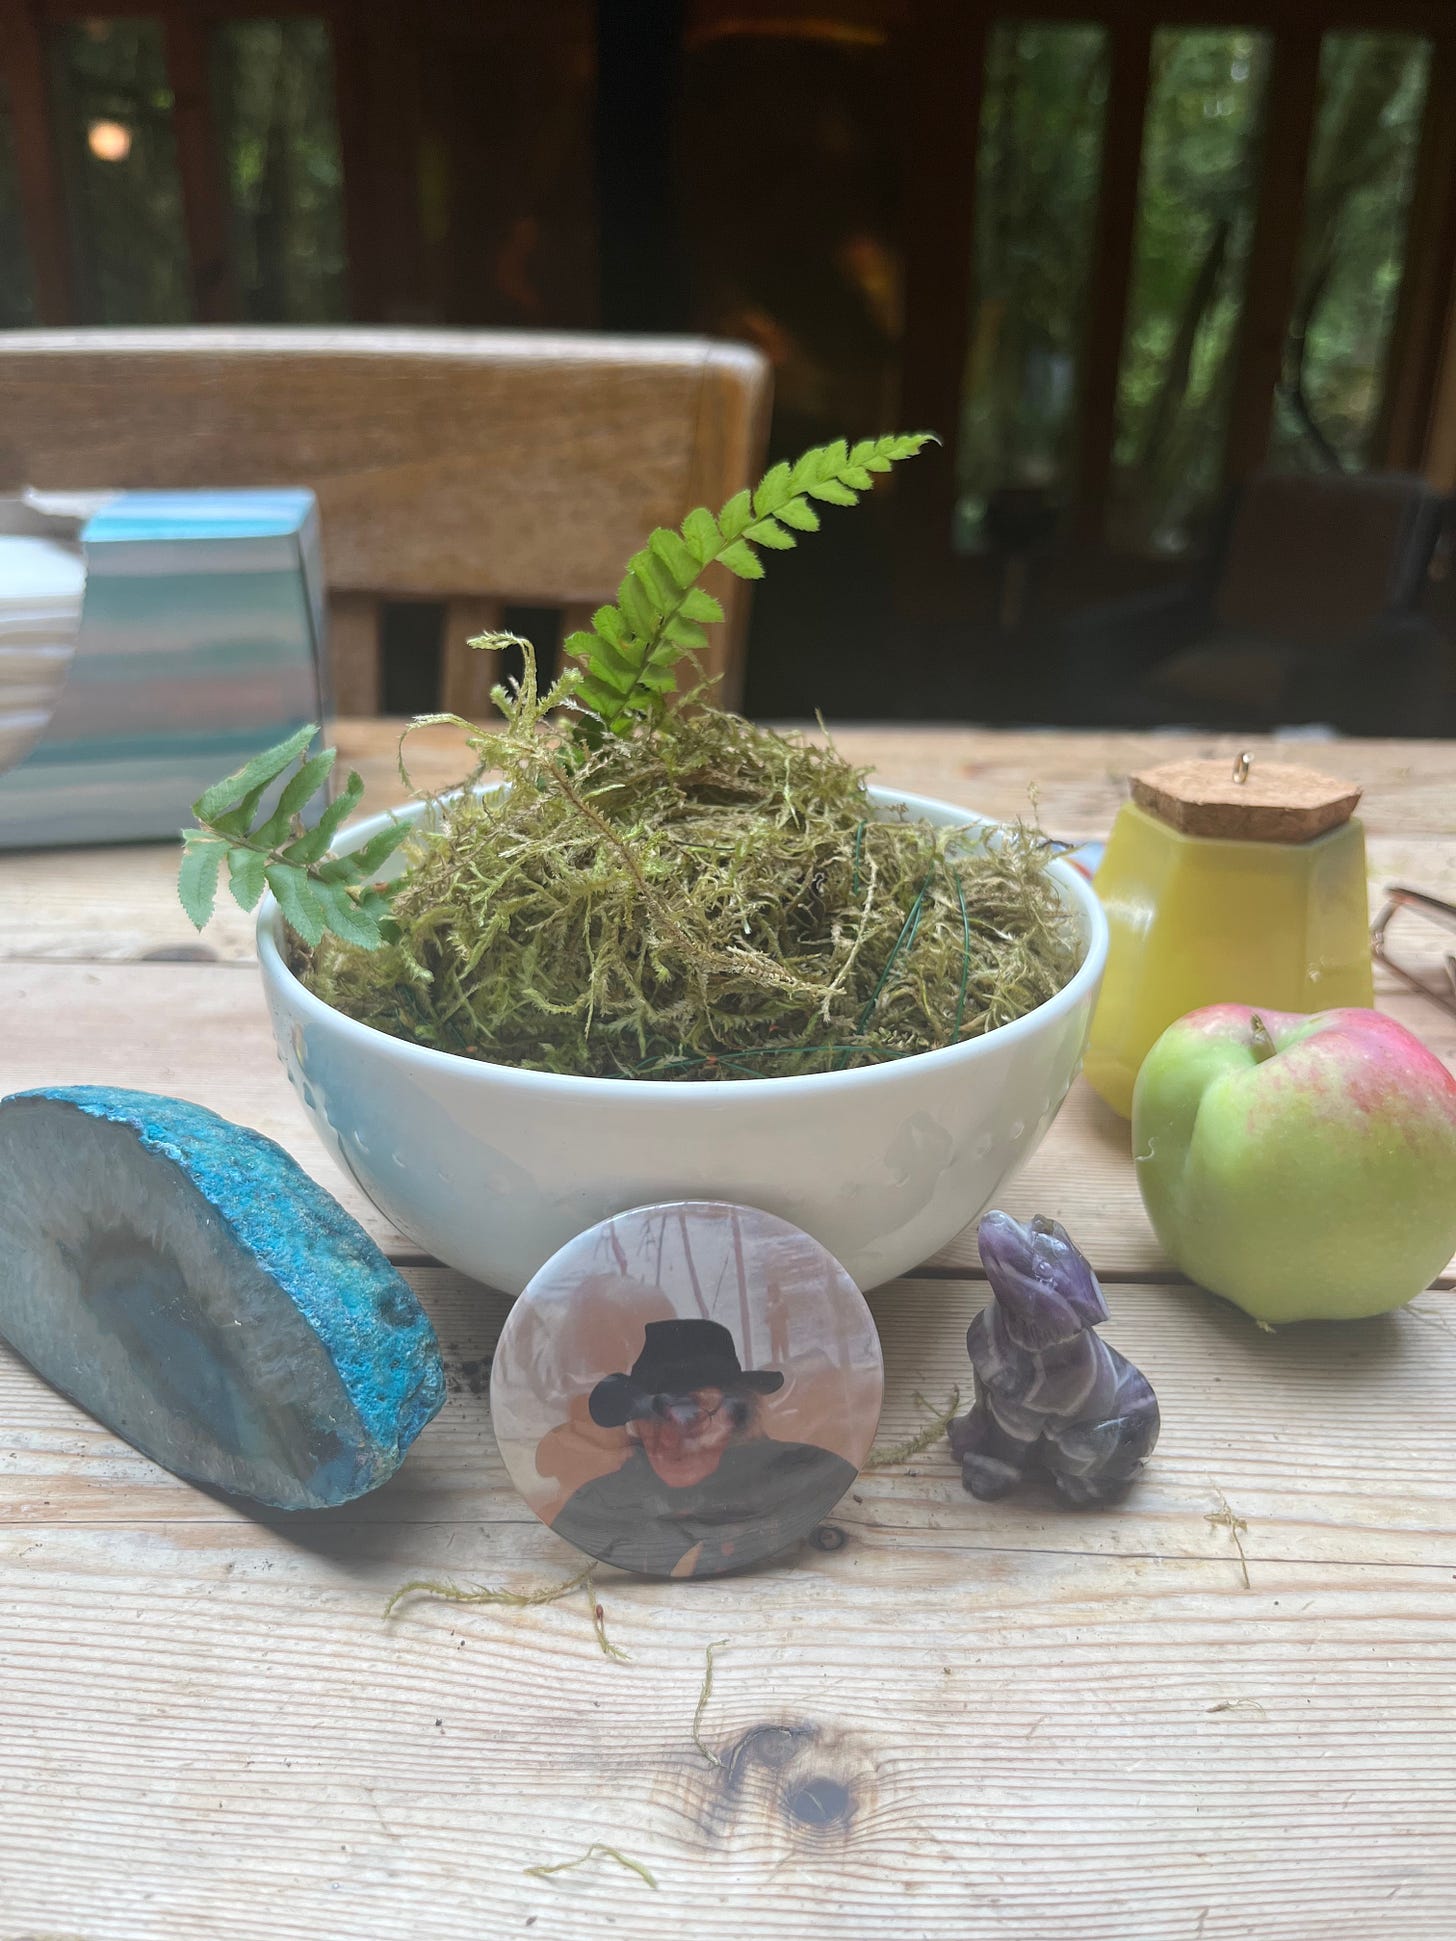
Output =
[{"x1": 302, "y1": 663, "x2": 1080, "y2": 1081}]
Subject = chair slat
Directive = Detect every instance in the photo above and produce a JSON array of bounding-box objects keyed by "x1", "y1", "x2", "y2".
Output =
[
  {"x1": 442, "y1": 597, "x2": 507, "y2": 720},
  {"x1": 1, "y1": 329, "x2": 773, "y2": 712},
  {"x1": 326, "y1": 592, "x2": 382, "y2": 716}
]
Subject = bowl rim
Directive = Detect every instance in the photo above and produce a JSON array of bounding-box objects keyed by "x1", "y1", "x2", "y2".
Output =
[{"x1": 257, "y1": 782, "x2": 1109, "y2": 1101}]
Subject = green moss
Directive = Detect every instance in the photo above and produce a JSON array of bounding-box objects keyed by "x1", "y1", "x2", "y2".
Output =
[{"x1": 303, "y1": 658, "x2": 1080, "y2": 1082}]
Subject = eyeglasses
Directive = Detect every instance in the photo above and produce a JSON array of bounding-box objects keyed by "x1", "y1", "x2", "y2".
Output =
[
  {"x1": 648, "y1": 1389, "x2": 727, "y2": 1427},
  {"x1": 1370, "y1": 886, "x2": 1456, "y2": 1018}
]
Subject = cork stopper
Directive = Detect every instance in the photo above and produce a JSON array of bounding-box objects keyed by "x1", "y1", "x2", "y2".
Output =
[{"x1": 1129, "y1": 754, "x2": 1362, "y2": 843}]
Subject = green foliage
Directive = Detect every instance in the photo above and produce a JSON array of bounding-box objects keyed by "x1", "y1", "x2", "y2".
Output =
[
  {"x1": 306, "y1": 702, "x2": 1078, "y2": 1081},
  {"x1": 1268, "y1": 34, "x2": 1430, "y2": 474},
  {"x1": 1110, "y1": 28, "x2": 1270, "y2": 548},
  {"x1": 213, "y1": 18, "x2": 347, "y2": 323},
  {"x1": 544, "y1": 433, "x2": 934, "y2": 740},
  {"x1": 179, "y1": 725, "x2": 405, "y2": 950},
  {"x1": 184, "y1": 431, "x2": 935, "y2": 960},
  {"x1": 958, "y1": 27, "x2": 1429, "y2": 553},
  {"x1": 958, "y1": 22, "x2": 1108, "y2": 516}
]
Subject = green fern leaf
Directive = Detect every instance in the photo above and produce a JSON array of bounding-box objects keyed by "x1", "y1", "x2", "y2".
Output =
[
  {"x1": 752, "y1": 462, "x2": 792, "y2": 515},
  {"x1": 352, "y1": 822, "x2": 408, "y2": 876},
  {"x1": 718, "y1": 489, "x2": 754, "y2": 539},
  {"x1": 177, "y1": 837, "x2": 225, "y2": 930},
  {"x1": 280, "y1": 773, "x2": 365, "y2": 866},
  {"x1": 183, "y1": 728, "x2": 397, "y2": 953},
  {"x1": 576, "y1": 674, "x2": 629, "y2": 718},
  {"x1": 266, "y1": 864, "x2": 327, "y2": 947},
  {"x1": 630, "y1": 549, "x2": 677, "y2": 608},
  {"x1": 207, "y1": 775, "x2": 276, "y2": 839},
  {"x1": 226, "y1": 845, "x2": 269, "y2": 912},
  {"x1": 745, "y1": 518, "x2": 795, "y2": 550},
  {"x1": 773, "y1": 496, "x2": 820, "y2": 533},
  {"x1": 649, "y1": 528, "x2": 698, "y2": 586},
  {"x1": 717, "y1": 540, "x2": 765, "y2": 579},
  {"x1": 681, "y1": 507, "x2": 720, "y2": 561},
  {"x1": 253, "y1": 750, "x2": 339, "y2": 848},
  {"x1": 561, "y1": 430, "x2": 934, "y2": 738},
  {"x1": 586, "y1": 633, "x2": 639, "y2": 683},
  {"x1": 617, "y1": 572, "x2": 658, "y2": 636},
  {"x1": 191, "y1": 723, "x2": 317, "y2": 823},
  {"x1": 274, "y1": 749, "x2": 337, "y2": 824},
  {"x1": 311, "y1": 881, "x2": 382, "y2": 951},
  {"x1": 591, "y1": 605, "x2": 625, "y2": 645},
  {"x1": 679, "y1": 587, "x2": 725, "y2": 623},
  {"x1": 662, "y1": 616, "x2": 709, "y2": 652},
  {"x1": 803, "y1": 477, "x2": 860, "y2": 507}
]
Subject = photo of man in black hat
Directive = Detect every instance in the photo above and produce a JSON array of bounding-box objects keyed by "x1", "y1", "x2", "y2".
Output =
[{"x1": 549, "y1": 1317, "x2": 858, "y2": 1577}]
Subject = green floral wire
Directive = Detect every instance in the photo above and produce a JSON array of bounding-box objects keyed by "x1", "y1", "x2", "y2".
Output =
[
  {"x1": 632, "y1": 857, "x2": 973, "y2": 1075},
  {"x1": 836, "y1": 868, "x2": 936, "y2": 1067},
  {"x1": 948, "y1": 858, "x2": 972, "y2": 1043}
]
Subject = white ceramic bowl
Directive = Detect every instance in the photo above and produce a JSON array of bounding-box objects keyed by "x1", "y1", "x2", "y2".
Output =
[{"x1": 258, "y1": 787, "x2": 1107, "y2": 1295}]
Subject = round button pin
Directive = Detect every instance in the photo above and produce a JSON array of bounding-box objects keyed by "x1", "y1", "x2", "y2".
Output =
[{"x1": 489, "y1": 1201, "x2": 884, "y2": 1579}]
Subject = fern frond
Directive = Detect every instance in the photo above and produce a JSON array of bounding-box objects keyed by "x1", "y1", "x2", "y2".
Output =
[
  {"x1": 179, "y1": 725, "x2": 407, "y2": 950},
  {"x1": 566, "y1": 430, "x2": 935, "y2": 738}
]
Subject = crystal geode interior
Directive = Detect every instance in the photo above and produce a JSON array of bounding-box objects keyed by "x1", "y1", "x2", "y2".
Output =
[{"x1": 0, "y1": 1088, "x2": 444, "y2": 1508}]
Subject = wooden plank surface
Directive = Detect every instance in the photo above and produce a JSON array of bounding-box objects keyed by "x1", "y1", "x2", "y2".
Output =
[
  {"x1": 2, "y1": 723, "x2": 1455, "y2": 1936},
  {"x1": 1, "y1": 1268, "x2": 1453, "y2": 1938}
]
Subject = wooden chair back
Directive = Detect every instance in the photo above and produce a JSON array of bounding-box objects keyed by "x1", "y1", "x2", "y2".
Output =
[{"x1": 0, "y1": 328, "x2": 772, "y2": 714}]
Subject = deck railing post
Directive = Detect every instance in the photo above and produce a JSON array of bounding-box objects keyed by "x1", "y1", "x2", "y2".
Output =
[
  {"x1": 1221, "y1": 27, "x2": 1321, "y2": 489},
  {"x1": 0, "y1": 0, "x2": 74, "y2": 323},
  {"x1": 1072, "y1": 20, "x2": 1151, "y2": 543},
  {"x1": 162, "y1": 3, "x2": 238, "y2": 324}
]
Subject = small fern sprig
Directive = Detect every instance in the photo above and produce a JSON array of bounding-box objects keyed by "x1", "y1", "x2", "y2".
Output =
[
  {"x1": 558, "y1": 432, "x2": 935, "y2": 739},
  {"x1": 180, "y1": 431, "x2": 936, "y2": 956},
  {"x1": 179, "y1": 724, "x2": 405, "y2": 950}
]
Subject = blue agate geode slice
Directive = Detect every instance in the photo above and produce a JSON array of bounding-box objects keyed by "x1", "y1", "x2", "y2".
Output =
[{"x1": 0, "y1": 1087, "x2": 445, "y2": 1509}]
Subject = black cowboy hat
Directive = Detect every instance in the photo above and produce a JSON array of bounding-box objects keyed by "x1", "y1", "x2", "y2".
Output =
[{"x1": 588, "y1": 1318, "x2": 785, "y2": 1428}]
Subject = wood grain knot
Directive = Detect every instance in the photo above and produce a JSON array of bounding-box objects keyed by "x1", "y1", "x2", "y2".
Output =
[
  {"x1": 681, "y1": 1720, "x2": 877, "y2": 1847},
  {"x1": 786, "y1": 1775, "x2": 852, "y2": 1825},
  {"x1": 809, "y1": 1522, "x2": 848, "y2": 1552}
]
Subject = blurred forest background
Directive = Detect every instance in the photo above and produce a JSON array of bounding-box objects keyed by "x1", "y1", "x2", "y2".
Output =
[
  {"x1": 1, "y1": 1, "x2": 1452, "y2": 721},
  {"x1": 959, "y1": 24, "x2": 1432, "y2": 554}
]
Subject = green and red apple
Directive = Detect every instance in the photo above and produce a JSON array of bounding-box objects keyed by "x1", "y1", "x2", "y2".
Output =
[{"x1": 1133, "y1": 1004, "x2": 1456, "y2": 1324}]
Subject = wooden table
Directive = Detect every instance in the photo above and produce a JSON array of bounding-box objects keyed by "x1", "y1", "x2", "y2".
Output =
[{"x1": 2, "y1": 723, "x2": 1453, "y2": 1940}]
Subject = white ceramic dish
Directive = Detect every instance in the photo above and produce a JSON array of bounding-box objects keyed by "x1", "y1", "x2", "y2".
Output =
[{"x1": 258, "y1": 786, "x2": 1108, "y2": 1295}]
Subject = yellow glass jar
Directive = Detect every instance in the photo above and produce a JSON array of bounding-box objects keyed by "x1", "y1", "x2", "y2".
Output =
[{"x1": 1084, "y1": 763, "x2": 1375, "y2": 1119}]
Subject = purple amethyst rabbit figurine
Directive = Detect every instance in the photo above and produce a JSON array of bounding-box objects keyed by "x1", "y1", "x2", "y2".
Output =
[{"x1": 947, "y1": 1210, "x2": 1159, "y2": 1506}]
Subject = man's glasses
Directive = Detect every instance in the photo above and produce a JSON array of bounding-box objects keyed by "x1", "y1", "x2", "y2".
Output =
[
  {"x1": 1371, "y1": 886, "x2": 1456, "y2": 1019},
  {"x1": 649, "y1": 1389, "x2": 727, "y2": 1427}
]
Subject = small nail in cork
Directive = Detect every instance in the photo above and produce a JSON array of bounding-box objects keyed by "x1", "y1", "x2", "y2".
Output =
[{"x1": 1130, "y1": 755, "x2": 1362, "y2": 843}]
